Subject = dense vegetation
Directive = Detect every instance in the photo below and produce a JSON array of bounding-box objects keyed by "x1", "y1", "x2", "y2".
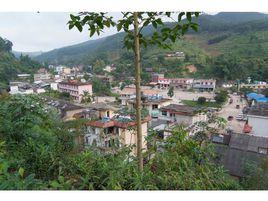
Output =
[
  {"x1": 0, "y1": 94, "x2": 243, "y2": 190},
  {"x1": 0, "y1": 37, "x2": 41, "y2": 92}
]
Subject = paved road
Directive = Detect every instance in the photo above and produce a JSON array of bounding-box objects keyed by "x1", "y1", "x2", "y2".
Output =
[{"x1": 217, "y1": 94, "x2": 247, "y2": 133}]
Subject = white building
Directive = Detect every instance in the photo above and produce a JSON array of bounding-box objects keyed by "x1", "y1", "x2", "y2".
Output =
[{"x1": 247, "y1": 103, "x2": 268, "y2": 137}]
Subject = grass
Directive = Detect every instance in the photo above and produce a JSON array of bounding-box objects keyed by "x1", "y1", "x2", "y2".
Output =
[{"x1": 181, "y1": 100, "x2": 222, "y2": 108}]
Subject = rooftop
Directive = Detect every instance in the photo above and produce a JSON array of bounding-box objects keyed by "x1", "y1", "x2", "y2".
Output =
[
  {"x1": 59, "y1": 80, "x2": 92, "y2": 86},
  {"x1": 86, "y1": 115, "x2": 151, "y2": 129},
  {"x1": 160, "y1": 104, "x2": 199, "y2": 116},
  {"x1": 119, "y1": 87, "x2": 160, "y2": 96},
  {"x1": 248, "y1": 103, "x2": 268, "y2": 117}
]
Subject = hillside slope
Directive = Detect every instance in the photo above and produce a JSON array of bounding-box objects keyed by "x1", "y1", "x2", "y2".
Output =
[
  {"x1": 0, "y1": 37, "x2": 41, "y2": 92},
  {"x1": 34, "y1": 12, "x2": 268, "y2": 66}
]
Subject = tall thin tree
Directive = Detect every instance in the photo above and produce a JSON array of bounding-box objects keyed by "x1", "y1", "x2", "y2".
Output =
[{"x1": 68, "y1": 12, "x2": 200, "y2": 171}]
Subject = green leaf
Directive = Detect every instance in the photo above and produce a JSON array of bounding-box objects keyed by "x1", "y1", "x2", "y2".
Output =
[
  {"x1": 186, "y1": 12, "x2": 192, "y2": 22},
  {"x1": 89, "y1": 25, "x2": 95, "y2": 37},
  {"x1": 18, "y1": 167, "x2": 24, "y2": 178},
  {"x1": 68, "y1": 23, "x2": 74, "y2": 30},
  {"x1": 70, "y1": 14, "x2": 76, "y2": 22},
  {"x1": 195, "y1": 12, "x2": 200, "y2": 18},
  {"x1": 117, "y1": 23, "x2": 123, "y2": 31},
  {"x1": 191, "y1": 23, "x2": 198, "y2": 32},
  {"x1": 178, "y1": 12, "x2": 185, "y2": 21},
  {"x1": 75, "y1": 22, "x2": 83, "y2": 32},
  {"x1": 152, "y1": 21, "x2": 157, "y2": 29}
]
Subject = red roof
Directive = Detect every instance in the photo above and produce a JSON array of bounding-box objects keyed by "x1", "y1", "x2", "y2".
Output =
[
  {"x1": 85, "y1": 116, "x2": 151, "y2": 129},
  {"x1": 243, "y1": 123, "x2": 252, "y2": 133}
]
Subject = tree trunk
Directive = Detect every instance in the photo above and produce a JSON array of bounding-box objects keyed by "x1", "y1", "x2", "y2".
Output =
[{"x1": 133, "y1": 12, "x2": 143, "y2": 171}]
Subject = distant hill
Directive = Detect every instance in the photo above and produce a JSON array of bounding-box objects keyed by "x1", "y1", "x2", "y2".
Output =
[
  {"x1": 12, "y1": 51, "x2": 43, "y2": 58},
  {"x1": 0, "y1": 37, "x2": 41, "y2": 91},
  {"x1": 34, "y1": 12, "x2": 268, "y2": 66}
]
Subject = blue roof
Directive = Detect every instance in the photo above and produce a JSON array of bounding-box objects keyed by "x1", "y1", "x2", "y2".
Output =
[
  {"x1": 255, "y1": 97, "x2": 268, "y2": 103},
  {"x1": 247, "y1": 92, "x2": 268, "y2": 102},
  {"x1": 247, "y1": 92, "x2": 264, "y2": 100}
]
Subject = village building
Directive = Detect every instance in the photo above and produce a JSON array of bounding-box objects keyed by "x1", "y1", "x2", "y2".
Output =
[
  {"x1": 118, "y1": 87, "x2": 160, "y2": 106},
  {"x1": 193, "y1": 79, "x2": 216, "y2": 91},
  {"x1": 169, "y1": 78, "x2": 194, "y2": 90},
  {"x1": 240, "y1": 81, "x2": 268, "y2": 90},
  {"x1": 95, "y1": 74, "x2": 114, "y2": 84},
  {"x1": 74, "y1": 103, "x2": 151, "y2": 154},
  {"x1": 34, "y1": 68, "x2": 52, "y2": 82},
  {"x1": 212, "y1": 132, "x2": 268, "y2": 178},
  {"x1": 159, "y1": 104, "x2": 207, "y2": 125},
  {"x1": 126, "y1": 94, "x2": 172, "y2": 118},
  {"x1": 247, "y1": 103, "x2": 268, "y2": 137},
  {"x1": 45, "y1": 97, "x2": 85, "y2": 121},
  {"x1": 58, "y1": 80, "x2": 92, "y2": 103},
  {"x1": 157, "y1": 78, "x2": 170, "y2": 89}
]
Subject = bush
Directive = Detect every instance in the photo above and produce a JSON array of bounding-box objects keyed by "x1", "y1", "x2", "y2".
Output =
[
  {"x1": 197, "y1": 96, "x2": 207, "y2": 104},
  {"x1": 215, "y1": 90, "x2": 228, "y2": 104}
]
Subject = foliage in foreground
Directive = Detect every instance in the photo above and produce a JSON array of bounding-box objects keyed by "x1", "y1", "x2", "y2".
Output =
[{"x1": 0, "y1": 94, "x2": 241, "y2": 190}]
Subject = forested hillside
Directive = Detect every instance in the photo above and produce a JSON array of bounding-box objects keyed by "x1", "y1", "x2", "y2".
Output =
[
  {"x1": 0, "y1": 37, "x2": 41, "y2": 92},
  {"x1": 34, "y1": 12, "x2": 268, "y2": 82}
]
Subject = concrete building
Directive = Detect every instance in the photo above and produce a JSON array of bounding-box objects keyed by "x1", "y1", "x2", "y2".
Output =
[
  {"x1": 158, "y1": 78, "x2": 170, "y2": 89},
  {"x1": 240, "y1": 81, "x2": 268, "y2": 90},
  {"x1": 45, "y1": 97, "x2": 85, "y2": 121},
  {"x1": 193, "y1": 79, "x2": 216, "y2": 91},
  {"x1": 74, "y1": 103, "x2": 151, "y2": 154},
  {"x1": 58, "y1": 80, "x2": 92, "y2": 102},
  {"x1": 34, "y1": 73, "x2": 51, "y2": 82},
  {"x1": 127, "y1": 94, "x2": 172, "y2": 118},
  {"x1": 169, "y1": 78, "x2": 194, "y2": 90},
  {"x1": 118, "y1": 87, "x2": 160, "y2": 106},
  {"x1": 151, "y1": 73, "x2": 164, "y2": 83},
  {"x1": 159, "y1": 104, "x2": 207, "y2": 129},
  {"x1": 247, "y1": 103, "x2": 268, "y2": 137}
]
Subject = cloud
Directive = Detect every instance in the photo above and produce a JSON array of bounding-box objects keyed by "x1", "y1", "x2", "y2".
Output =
[{"x1": 0, "y1": 12, "x2": 119, "y2": 52}]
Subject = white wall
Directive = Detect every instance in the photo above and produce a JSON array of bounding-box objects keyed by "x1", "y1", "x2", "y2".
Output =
[{"x1": 248, "y1": 115, "x2": 268, "y2": 137}]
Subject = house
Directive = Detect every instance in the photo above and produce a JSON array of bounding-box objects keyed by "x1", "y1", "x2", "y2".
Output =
[
  {"x1": 58, "y1": 80, "x2": 92, "y2": 102},
  {"x1": 95, "y1": 75, "x2": 113, "y2": 84},
  {"x1": 159, "y1": 104, "x2": 207, "y2": 126},
  {"x1": 193, "y1": 79, "x2": 216, "y2": 91},
  {"x1": 74, "y1": 102, "x2": 118, "y2": 120},
  {"x1": 9, "y1": 82, "x2": 34, "y2": 95},
  {"x1": 247, "y1": 103, "x2": 268, "y2": 137},
  {"x1": 169, "y1": 78, "x2": 194, "y2": 90},
  {"x1": 84, "y1": 116, "x2": 151, "y2": 154},
  {"x1": 118, "y1": 87, "x2": 160, "y2": 106},
  {"x1": 151, "y1": 73, "x2": 164, "y2": 83},
  {"x1": 45, "y1": 97, "x2": 85, "y2": 121},
  {"x1": 75, "y1": 104, "x2": 151, "y2": 154},
  {"x1": 150, "y1": 104, "x2": 207, "y2": 139},
  {"x1": 126, "y1": 94, "x2": 172, "y2": 118},
  {"x1": 212, "y1": 132, "x2": 268, "y2": 178},
  {"x1": 34, "y1": 72, "x2": 52, "y2": 82},
  {"x1": 165, "y1": 51, "x2": 185, "y2": 59},
  {"x1": 240, "y1": 81, "x2": 268, "y2": 90},
  {"x1": 158, "y1": 78, "x2": 170, "y2": 89}
]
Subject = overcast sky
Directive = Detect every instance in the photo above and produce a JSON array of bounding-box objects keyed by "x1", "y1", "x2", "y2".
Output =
[
  {"x1": 0, "y1": 12, "x2": 123, "y2": 52},
  {"x1": 0, "y1": 12, "x2": 217, "y2": 53}
]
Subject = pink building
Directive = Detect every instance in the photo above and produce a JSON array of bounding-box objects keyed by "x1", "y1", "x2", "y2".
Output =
[{"x1": 58, "y1": 80, "x2": 92, "y2": 102}]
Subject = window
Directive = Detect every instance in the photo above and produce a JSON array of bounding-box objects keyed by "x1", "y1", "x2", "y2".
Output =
[
  {"x1": 162, "y1": 111, "x2": 167, "y2": 116},
  {"x1": 152, "y1": 104, "x2": 158, "y2": 110},
  {"x1": 258, "y1": 147, "x2": 268, "y2": 154}
]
